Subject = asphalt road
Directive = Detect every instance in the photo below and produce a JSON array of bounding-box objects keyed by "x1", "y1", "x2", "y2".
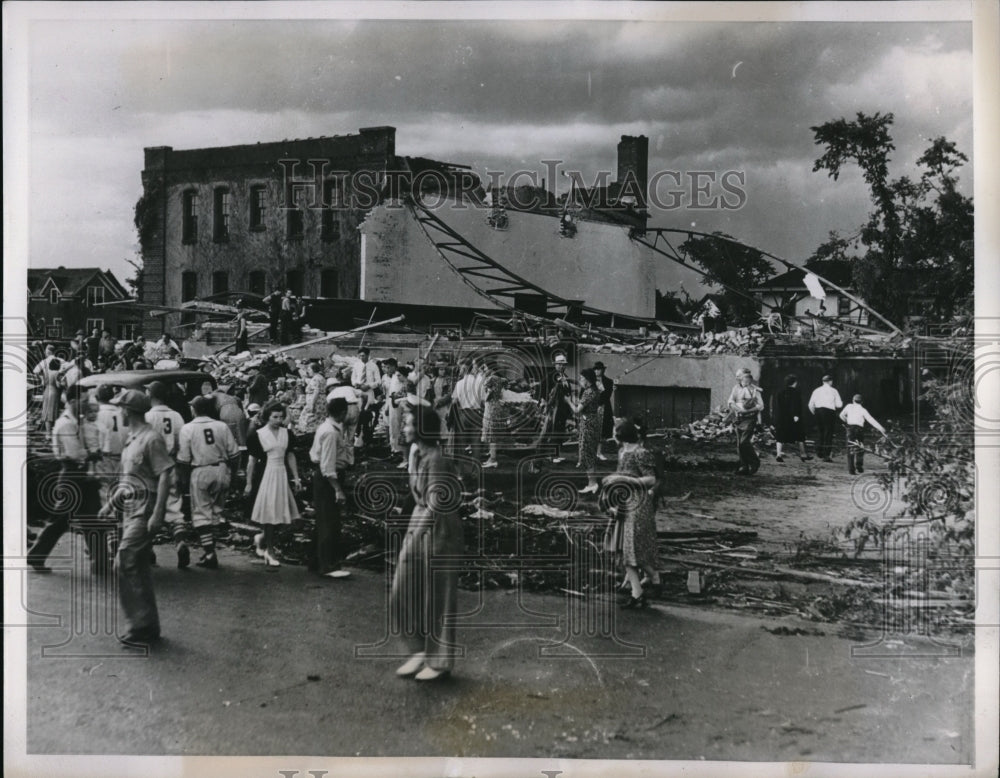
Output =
[{"x1": 20, "y1": 538, "x2": 973, "y2": 763}]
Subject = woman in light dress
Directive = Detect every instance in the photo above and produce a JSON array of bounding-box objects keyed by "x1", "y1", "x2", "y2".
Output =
[
  {"x1": 296, "y1": 359, "x2": 328, "y2": 436},
  {"x1": 391, "y1": 406, "x2": 464, "y2": 682},
  {"x1": 245, "y1": 402, "x2": 302, "y2": 568},
  {"x1": 33, "y1": 344, "x2": 64, "y2": 436}
]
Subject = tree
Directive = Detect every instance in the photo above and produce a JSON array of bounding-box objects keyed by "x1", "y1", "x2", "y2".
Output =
[
  {"x1": 124, "y1": 256, "x2": 143, "y2": 301},
  {"x1": 679, "y1": 232, "x2": 775, "y2": 325},
  {"x1": 810, "y1": 113, "x2": 973, "y2": 324}
]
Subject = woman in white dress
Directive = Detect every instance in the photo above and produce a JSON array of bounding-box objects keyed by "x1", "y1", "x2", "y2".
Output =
[
  {"x1": 246, "y1": 402, "x2": 302, "y2": 568},
  {"x1": 33, "y1": 345, "x2": 63, "y2": 436},
  {"x1": 295, "y1": 359, "x2": 327, "y2": 436}
]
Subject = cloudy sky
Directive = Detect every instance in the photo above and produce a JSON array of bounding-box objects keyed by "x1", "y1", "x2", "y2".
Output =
[{"x1": 17, "y1": 5, "x2": 974, "y2": 295}]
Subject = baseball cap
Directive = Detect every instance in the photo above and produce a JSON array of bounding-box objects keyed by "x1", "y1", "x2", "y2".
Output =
[
  {"x1": 111, "y1": 389, "x2": 151, "y2": 414},
  {"x1": 822, "y1": 374, "x2": 833, "y2": 382},
  {"x1": 246, "y1": 402, "x2": 262, "y2": 414}
]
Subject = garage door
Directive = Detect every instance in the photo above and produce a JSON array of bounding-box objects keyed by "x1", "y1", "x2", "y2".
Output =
[{"x1": 615, "y1": 385, "x2": 711, "y2": 430}]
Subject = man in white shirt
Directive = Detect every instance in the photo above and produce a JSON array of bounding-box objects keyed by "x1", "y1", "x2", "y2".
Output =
[
  {"x1": 352, "y1": 347, "x2": 382, "y2": 446},
  {"x1": 309, "y1": 397, "x2": 351, "y2": 578},
  {"x1": 808, "y1": 374, "x2": 844, "y2": 462},
  {"x1": 380, "y1": 358, "x2": 407, "y2": 459},
  {"x1": 326, "y1": 368, "x2": 361, "y2": 465},
  {"x1": 839, "y1": 393, "x2": 886, "y2": 475},
  {"x1": 450, "y1": 359, "x2": 483, "y2": 463},
  {"x1": 146, "y1": 381, "x2": 192, "y2": 568}
]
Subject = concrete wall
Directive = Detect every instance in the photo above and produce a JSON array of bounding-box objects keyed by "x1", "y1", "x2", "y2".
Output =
[
  {"x1": 577, "y1": 351, "x2": 760, "y2": 413},
  {"x1": 360, "y1": 200, "x2": 658, "y2": 319}
]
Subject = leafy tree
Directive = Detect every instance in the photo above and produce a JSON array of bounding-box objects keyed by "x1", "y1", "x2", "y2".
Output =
[
  {"x1": 679, "y1": 232, "x2": 775, "y2": 325},
  {"x1": 810, "y1": 113, "x2": 973, "y2": 324}
]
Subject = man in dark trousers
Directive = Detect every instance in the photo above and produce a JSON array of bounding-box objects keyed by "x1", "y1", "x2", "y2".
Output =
[
  {"x1": 98, "y1": 389, "x2": 172, "y2": 644},
  {"x1": 309, "y1": 397, "x2": 352, "y2": 578},
  {"x1": 27, "y1": 391, "x2": 104, "y2": 573},
  {"x1": 262, "y1": 288, "x2": 283, "y2": 344},
  {"x1": 593, "y1": 361, "x2": 615, "y2": 460},
  {"x1": 727, "y1": 367, "x2": 764, "y2": 475},
  {"x1": 808, "y1": 374, "x2": 844, "y2": 462},
  {"x1": 541, "y1": 353, "x2": 573, "y2": 463}
]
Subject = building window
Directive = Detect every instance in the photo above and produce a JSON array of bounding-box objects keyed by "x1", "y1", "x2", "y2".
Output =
[
  {"x1": 181, "y1": 271, "x2": 198, "y2": 325},
  {"x1": 837, "y1": 295, "x2": 852, "y2": 317},
  {"x1": 46, "y1": 318, "x2": 63, "y2": 339},
  {"x1": 248, "y1": 270, "x2": 267, "y2": 297},
  {"x1": 49, "y1": 288, "x2": 60, "y2": 305},
  {"x1": 212, "y1": 271, "x2": 229, "y2": 296},
  {"x1": 250, "y1": 185, "x2": 267, "y2": 231},
  {"x1": 320, "y1": 269, "x2": 339, "y2": 298},
  {"x1": 286, "y1": 270, "x2": 304, "y2": 297},
  {"x1": 182, "y1": 190, "x2": 199, "y2": 244},
  {"x1": 86, "y1": 318, "x2": 104, "y2": 334},
  {"x1": 213, "y1": 188, "x2": 231, "y2": 242},
  {"x1": 286, "y1": 189, "x2": 304, "y2": 241},
  {"x1": 86, "y1": 285, "x2": 105, "y2": 306},
  {"x1": 117, "y1": 322, "x2": 138, "y2": 340}
]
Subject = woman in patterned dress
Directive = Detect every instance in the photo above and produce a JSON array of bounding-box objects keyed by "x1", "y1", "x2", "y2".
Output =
[
  {"x1": 391, "y1": 406, "x2": 465, "y2": 682},
  {"x1": 295, "y1": 359, "x2": 327, "y2": 436},
  {"x1": 565, "y1": 368, "x2": 601, "y2": 494},
  {"x1": 246, "y1": 402, "x2": 301, "y2": 568},
  {"x1": 603, "y1": 419, "x2": 660, "y2": 607},
  {"x1": 479, "y1": 365, "x2": 504, "y2": 469}
]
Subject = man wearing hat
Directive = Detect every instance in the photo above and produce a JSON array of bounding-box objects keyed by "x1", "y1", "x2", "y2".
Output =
[
  {"x1": 727, "y1": 367, "x2": 764, "y2": 475},
  {"x1": 100, "y1": 389, "x2": 173, "y2": 644},
  {"x1": 593, "y1": 361, "x2": 615, "y2": 460},
  {"x1": 541, "y1": 353, "x2": 573, "y2": 463},
  {"x1": 176, "y1": 396, "x2": 240, "y2": 569},
  {"x1": 839, "y1": 394, "x2": 886, "y2": 475},
  {"x1": 327, "y1": 367, "x2": 361, "y2": 465},
  {"x1": 808, "y1": 374, "x2": 844, "y2": 462},
  {"x1": 309, "y1": 397, "x2": 352, "y2": 578}
]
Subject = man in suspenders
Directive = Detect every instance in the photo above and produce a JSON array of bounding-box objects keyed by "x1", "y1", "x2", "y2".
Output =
[
  {"x1": 176, "y1": 395, "x2": 239, "y2": 569},
  {"x1": 145, "y1": 381, "x2": 193, "y2": 568}
]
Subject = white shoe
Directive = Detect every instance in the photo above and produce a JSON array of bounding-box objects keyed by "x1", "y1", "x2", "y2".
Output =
[
  {"x1": 578, "y1": 484, "x2": 599, "y2": 495},
  {"x1": 552, "y1": 457, "x2": 565, "y2": 464},
  {"x1": 253, "y1": 533, "x2": 265, "y2": 558},
  {"x1": 396, "y1": 461, "x2": 409, "y2": 469},
  {"x1": 414, "y1": 666, "x2": 449, "y2": 682},
  {"x1": 597, "y1": 453, "x2": 609, "y2": 461},
  {"x1": 263, "y1": 551, "x2": 281, "y2": 568},
  {"x1": 325, "y1": 569, "x2": 351, "y2": 579},
  {"x1": 482, "y1": 459, "x2": 498, "y2": 468},
  {"x1": 396, "y1": 652, "x2": 426, "y2": 677}
]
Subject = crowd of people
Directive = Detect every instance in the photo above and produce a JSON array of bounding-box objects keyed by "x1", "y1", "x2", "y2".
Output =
[{"x1": 27, "y1": 330, "x2": 888, "y2": 677}]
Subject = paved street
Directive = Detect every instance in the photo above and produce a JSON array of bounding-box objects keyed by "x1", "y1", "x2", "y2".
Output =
[{"x1": 22, "y1": 539, "x2": 973, "y2": 762}]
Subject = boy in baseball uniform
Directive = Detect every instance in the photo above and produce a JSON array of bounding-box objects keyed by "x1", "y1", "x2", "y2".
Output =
[{"x1": 145, "y1": 380, "x2": 193, "y2": 568}]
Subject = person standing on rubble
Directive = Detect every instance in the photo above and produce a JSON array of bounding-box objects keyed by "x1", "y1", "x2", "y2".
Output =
[
  {"x1": 450, "y1": 359, "x2": 483, "y2": 466},
  {"x1": 145, "y1": 381, "x2": 193, "y2": 568},
  {"x1": 770, "y1": 374, "x2": 813, "y2": 463},
  {"x1": 727, "y1": 367, "x2": 764, "y2": 475},
  {"x1": 263, "y1": 288, "x2": 283, "y2": 344},
  {"x1": 565, "y1": 368, "x2": 602, "y2": 493},
  {"x1": 381, "y1": 358, "x2": 407, "y2": 465},
  {"x1": 593, "y1": 361, "x2": 615, "y2": 461},
  {"x1": 543, "y1": 353, "x2": 573, "y2": 464},
  {"x1": 352, "y1": 346, "x2": 381, "y2": 447},
  {"x1": 839, "y1": 393, "x2": 887, "y2": 475},
  {"x1": 808, "y1": 374, "x2": 844, "y2": 463},
  {"x1": 233, "y1": 299, "x2": 249, "y2": 355},
  {"x1": 295, "y1": 359, "x2": 327, "y2": 436},
  {"x1": 245, "y1": 402, "x2": 302, "y2": 568},
  {"x1": 176, "y1": 395, "x2": 240, "y2": 570},
  {"x1": 479, "y1": 362, "x2": 504, "y2": 469},
  {"x1": 279, "y1": 291, "x2": 295, "y2": 346},
  {"x1": 432, "y1": 360, "x2": 454, "y2": 455}
]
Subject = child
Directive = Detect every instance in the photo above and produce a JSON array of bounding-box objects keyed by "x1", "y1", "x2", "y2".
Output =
[{"x1": 839, "y1": 394, "x2": 886, "y2": 475}]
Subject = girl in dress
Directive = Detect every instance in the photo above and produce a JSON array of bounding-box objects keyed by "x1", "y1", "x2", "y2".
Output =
[
  {"x1": 565, "y1": 368, "x2": 601, "y2": 494},
  {"x1": 603, "y1": 419, "x2": 660, "y2": 607},
  {"x1": 245, "y1": 402, "x2": 301, "y2": 568},
  {"x1": 295, "y1": 359, "x2": 327, "y2": 436},
  {"x1": 391, "y1": 407, "x2": 465, "y2": 682}
]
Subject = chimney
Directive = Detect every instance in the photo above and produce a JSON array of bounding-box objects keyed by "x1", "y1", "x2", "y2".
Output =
[{"x1": 616, "y1": 135, "x2": 649, "y2": 208}]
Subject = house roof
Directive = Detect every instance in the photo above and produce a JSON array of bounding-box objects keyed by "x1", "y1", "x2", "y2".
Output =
[
  {"x1": 752, "y1": 259, "x2": 854, "y2": 291},
  {"x1": 28, "y1": 268, "x2": 129, "y2": 299}
]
